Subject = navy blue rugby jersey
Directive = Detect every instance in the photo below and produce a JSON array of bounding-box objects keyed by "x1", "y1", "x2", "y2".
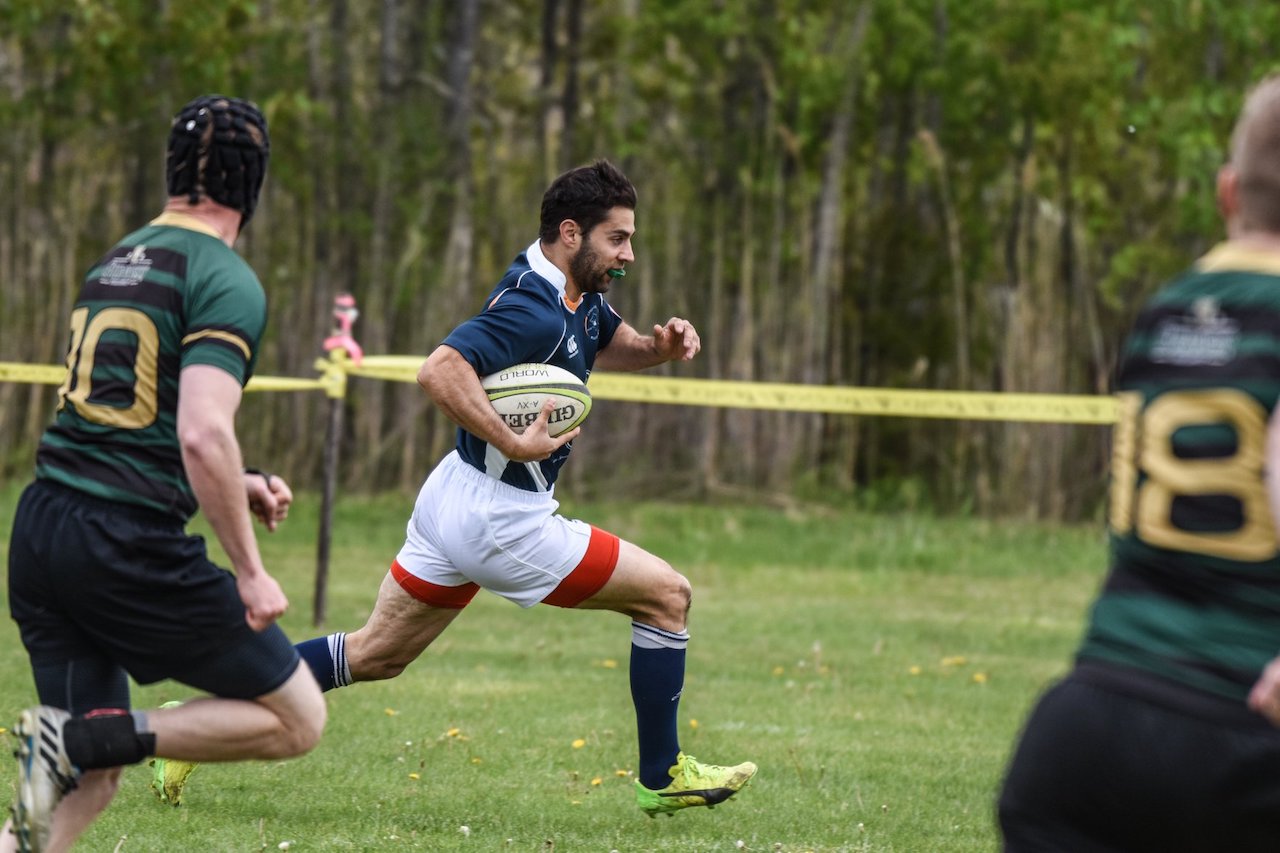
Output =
[{"x1": 442, "y1": 240, "x2": 622, "y2": 491}]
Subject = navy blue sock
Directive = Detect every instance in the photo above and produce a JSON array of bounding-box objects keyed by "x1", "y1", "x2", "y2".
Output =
[
  {"x1": 630, "y1": 623, "x2": 689, "y2": 789},
  {"x1": 295, "y1": 633, "x2": 349, "y2": 692}
]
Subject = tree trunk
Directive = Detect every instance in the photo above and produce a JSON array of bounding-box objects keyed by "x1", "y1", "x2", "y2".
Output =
[
  {"x1": 539, "y1": 0, "x2": 562, "y2": 180},
  {"x1": 442, "y1": 0, "x2": 477, "y2": 312},
  {"x1": 560, "y1": 0, "x2": 584, "y2": 169},
  {"x1": 806, "y1": 2, "x2": 871, "y2": 485}
]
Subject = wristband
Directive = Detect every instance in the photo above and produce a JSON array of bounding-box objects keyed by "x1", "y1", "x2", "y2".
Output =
[{"x1": 243, "y1": 466, "x2": 274, "y2": 490}]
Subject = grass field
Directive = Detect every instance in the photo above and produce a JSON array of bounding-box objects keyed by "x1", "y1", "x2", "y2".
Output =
[{"x1": 0, "y1": 485, "x2": 1106, "y2": 852}]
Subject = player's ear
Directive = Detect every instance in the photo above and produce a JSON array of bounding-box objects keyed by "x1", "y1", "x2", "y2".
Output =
[
  {"x1": 1217, "y1": 164, "x2": 1240, "y2": 224},
  {"x1": 559, "y1": 219, "x2": 580, "y2": 249}
]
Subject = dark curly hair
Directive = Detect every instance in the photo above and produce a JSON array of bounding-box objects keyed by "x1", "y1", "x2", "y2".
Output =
[
  {"x1": 539, "y1": 159, "x2": 636, "y2": 243},
  {"x1": 166, "y1": 95, "x2": 270, "y2": 229}
]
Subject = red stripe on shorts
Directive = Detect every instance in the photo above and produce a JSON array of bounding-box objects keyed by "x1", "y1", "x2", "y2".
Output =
[
  {"x1": 541, "y1": 525, "x2": 621, "y2": 608},
  {"x1": 390, "y1": 559, "x2": 479, "y2": 609}
]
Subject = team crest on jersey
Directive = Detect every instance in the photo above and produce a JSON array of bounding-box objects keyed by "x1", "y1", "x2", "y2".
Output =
[
  {"x1": 585, "y1": 306, "x2": 601, "y2": 341},
  {"x1": 1151, "y1": 296, "x2": 1239, "y2": 366},
  {"x1": 100, "y1": 244, "x2": 153, "y2": 287},
  {"x1": 566, "y1": 335, "x2": 579, "y2": 356}
]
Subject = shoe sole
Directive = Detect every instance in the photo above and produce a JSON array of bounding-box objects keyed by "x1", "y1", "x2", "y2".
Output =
[
  {"x1": 642, "y1": 786, "x2": 751, "y2": 818},
  {"x1": 640, "y1": 765, "x2": 758, "y2": 818},
  {"x1": 12, "y1": 709, "x2": 47, "y2": 853}
]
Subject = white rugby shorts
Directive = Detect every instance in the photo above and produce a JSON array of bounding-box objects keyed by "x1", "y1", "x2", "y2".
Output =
[{"x1": 392, "y1": 451, "x2": 619, "y2": 609}]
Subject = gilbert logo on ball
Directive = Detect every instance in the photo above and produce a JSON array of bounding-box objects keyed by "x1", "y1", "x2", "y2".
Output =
[{"x1": 481, "y1": 363, "x2": 592, "y2": 438}]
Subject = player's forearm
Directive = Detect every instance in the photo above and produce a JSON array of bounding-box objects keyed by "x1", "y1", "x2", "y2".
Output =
[
  {"x1": 594, "y1": 326, "x2": 664, "y2": 372},
  {"x1": 419, "y1": 345, "x2": 524, "y2": 456},
  {"x1": 181, "y1": 420, "x2": 267, "y2": 578}
]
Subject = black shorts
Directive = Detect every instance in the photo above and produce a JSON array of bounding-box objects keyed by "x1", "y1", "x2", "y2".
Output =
[
  {"x1": 7, "y1": 479, "x2": 300, "y2": 713},
  {"x1": 998, "y1": 661, "x2": 1280, "y2": 853}
]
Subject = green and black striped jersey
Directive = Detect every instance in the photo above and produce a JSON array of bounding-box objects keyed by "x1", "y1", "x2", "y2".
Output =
[
  {"x1": 1080, "y1": 243, "x2": 1280, "y2": 702},
  {"x1": 36, "y1": 212, "x2": 266, "y2": 521}
]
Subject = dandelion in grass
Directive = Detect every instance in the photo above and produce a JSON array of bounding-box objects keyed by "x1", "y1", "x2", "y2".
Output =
[
  {"x1": 572, "y1": 738, "x2": 586, "y2": 749},
  {"x1": 591, "y1": 777, "x2": 603, "y2": 786},
  {"x1": 941, "y1": 656, "x2": 967, "y2": 667},
  {"x1": 772, "y1": 666, "x2": 785, "y2": 676},
  {"x1": 409, "y1": 772, "x2": 421, "y2": 780},
  {"x1": 615, "y1": 769, "x2": 631, "y2": 778},
  {"x1": 973, "y1": 672, "x2": 989, "y2": 684},
  {"x1": 601, "y1": 659, "x2": 618, "y2": 669},
  {"x1": 384, "y1": 707, "x2": 399, "y2": 716},
  {"x1": 909, "y1": 665, "x2": 922, "y2": 675},
  {"x1": 689, "y1": 719, "x2": 699, "y2": 730}
]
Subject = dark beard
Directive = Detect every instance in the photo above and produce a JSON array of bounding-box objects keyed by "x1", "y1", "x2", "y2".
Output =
[{"x1": 570, "y1": 242, "x2": 610, "y2": 293}]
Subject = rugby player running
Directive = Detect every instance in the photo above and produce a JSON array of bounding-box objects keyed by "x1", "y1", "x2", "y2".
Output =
[
  {"x1": 4, "y1": 96, "x2": 324, "y2": 853},
  {"x1": 288, "y1": 159, "x2": 758, "y2": 817}
]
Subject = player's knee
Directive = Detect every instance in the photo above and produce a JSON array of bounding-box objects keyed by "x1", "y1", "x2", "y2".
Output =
[
  {"x1": 654, "y1": 566, "x2": 692, "y2": 623},
  {"x1": 269, "y1": 674, "x2": 328, "y2": 757},
  {"x1": 675, "y1": 572, "x2": 692, "y2": 614},
  {"x1": 290, "y1": 711, "x2": 326, "y2": 755},
  {"x1": 273, "y1": 707, "x2": 325, "y2": 758}
]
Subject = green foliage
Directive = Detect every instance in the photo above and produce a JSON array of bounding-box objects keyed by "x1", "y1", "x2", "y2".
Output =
[
  {"x1": 3, "y1": 0, "x2": 1280, "y2": 515},
  {"x1": 1097, "y1": 240, "x2": 1189, "y2": 313}
]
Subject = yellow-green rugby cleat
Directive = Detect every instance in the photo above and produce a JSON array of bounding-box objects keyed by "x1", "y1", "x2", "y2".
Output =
[
  {"x1": 635, "y1": 752, "x2": 757, "y2": 817},
  {"x1": 149, "y1": 701, "x2": 198, "y2": 807}
]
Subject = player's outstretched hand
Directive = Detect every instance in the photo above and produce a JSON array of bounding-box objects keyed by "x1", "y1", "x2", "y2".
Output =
[
  {"x1": 246, "y1": 471, "x2": 293, "y2": 532},
  {"x1": 506, "y1": 398, "x2": 579, "y2": 463},
  {"x1": 237, "y1": 570, "x2": 289, "y2": 632},
  {"x1": 652, "y1": 316, "x2": 701, "y2": 362},
  {"x1": 1248, "y1": 654, "x2": 1280, "y2": 725}
]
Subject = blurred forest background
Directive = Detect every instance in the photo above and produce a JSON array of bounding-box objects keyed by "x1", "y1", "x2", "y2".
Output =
[{"x1": 1, "y1": 0, "x2": 1278, "y2": 519}]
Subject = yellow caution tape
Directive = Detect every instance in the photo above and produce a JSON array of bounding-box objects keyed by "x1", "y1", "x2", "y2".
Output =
[
  {"x1": 588, "y1": 374, "x2": 1119, "y2": 424},
  {"x1": 0, "y1": 359, "x2": 1120, "y2": 424},
  {"x1": 1, "y1": 361, "x2": 323, "y2": 394},
  {"x1": 245, "y1": 375, "x2": 326, "y2": 392},
  {"x1": 341, "y1": 357, "x2": 1118, "y2": 424},
  {"x1": 339, "y1": 354, "x2": 423, "y2": 384},
  {"x1": 0, "y1": 362, "x2": 65, "y2": 385},
  {"x1": 314, "y1": 350, "x2": 351, "y2": 399}
]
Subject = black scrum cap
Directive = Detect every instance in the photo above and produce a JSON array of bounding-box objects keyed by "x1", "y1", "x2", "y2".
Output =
[{"x1": 166, "y1": 95, "x2": 270, "y2": 229}]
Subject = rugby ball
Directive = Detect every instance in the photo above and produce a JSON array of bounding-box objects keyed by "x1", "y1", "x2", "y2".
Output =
[{"x1": 481, "y1": 363, "x2": 591, "y2": 438}]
